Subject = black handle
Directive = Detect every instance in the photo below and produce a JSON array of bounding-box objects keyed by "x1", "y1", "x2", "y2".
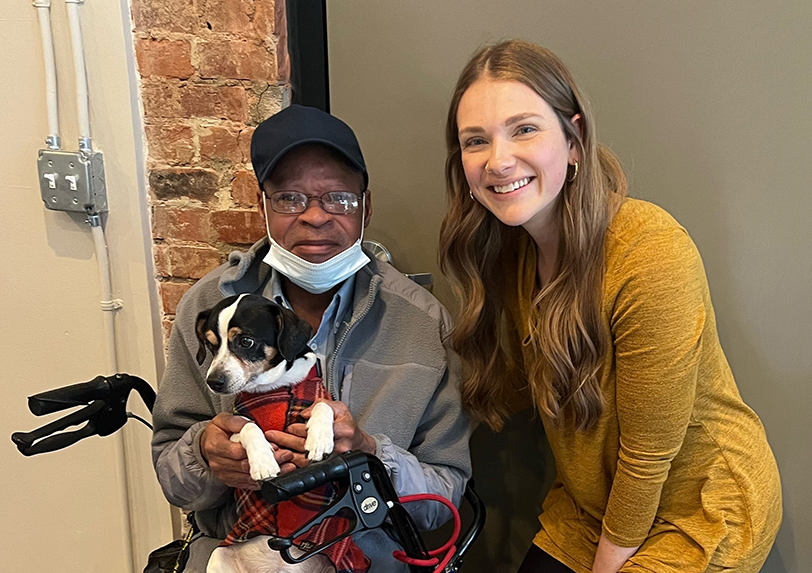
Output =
[
  {"x1": 11, "y1": 401, "x2": 104, "y2": 456},
  {"x1": 28, "y1": 376, "x2": 110, "y2": 416},
  {"x1": 261, "y1": 452, "x2": 350, "y2": 504},
  {"x1": 13, "y1": 426, "x2": 93, "y2": 455}
]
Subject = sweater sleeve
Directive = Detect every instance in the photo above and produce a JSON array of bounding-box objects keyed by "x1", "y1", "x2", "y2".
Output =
[
  {"x1": 151, "y1": 289, "x2": 232, "y2": 511},
  {"x1": 603, "y1": 226, "x2": 706, "y2": 547}
]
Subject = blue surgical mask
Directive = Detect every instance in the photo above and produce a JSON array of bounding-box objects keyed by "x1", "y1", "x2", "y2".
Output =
[{"x1": 261, "y1": 194, "x2": 371, "y2": 294}]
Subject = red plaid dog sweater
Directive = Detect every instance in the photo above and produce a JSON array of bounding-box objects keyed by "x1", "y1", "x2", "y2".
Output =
[{"x1": 220, "y1": 366, "x2": 370, "y2": 573}]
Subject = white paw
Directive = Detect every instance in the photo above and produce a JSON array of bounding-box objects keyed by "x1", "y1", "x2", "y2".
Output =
[
  {"x1": 249, "y1": 447, "x2": 280, "y2": 481},
  {"x1": 238, "y1": 422, "x2": 280, "y2": 481},
  {"x1": 305, "y1": 402, "x2": 335, "y2": 462}
]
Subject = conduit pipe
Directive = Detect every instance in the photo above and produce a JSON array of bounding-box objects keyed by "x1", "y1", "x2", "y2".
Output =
[
  {"x1": 90, "y1": 219, "x2": 134, "y2": 573},
  {"x1": 33, "y1": 0, "x2": 60, "y2": 150},
  {"x1": 65, "y1": 0, "x2": 92, "y2": 153},
  {"x1": 65, "y1": 2, "x2": 134, "y2": 571}
]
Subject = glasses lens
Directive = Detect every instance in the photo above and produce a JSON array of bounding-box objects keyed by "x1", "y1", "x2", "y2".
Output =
[
  {"x1": 270, "y1": 191, "x2": 306, "y2": 213},
  {"x1": 322, "y1": 192, "x2": 359, "y2": 214}
]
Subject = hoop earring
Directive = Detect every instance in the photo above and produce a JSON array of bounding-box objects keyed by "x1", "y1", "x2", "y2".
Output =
[
  {"x1": 469, "y1": 189, "x2": 475, "y2": 200},
  {"x1": 567, "y1": 161, "x2": 579, "y2": 182},
  {"x1": 485, "y1": 163, "x2": 492, "y2": 174}
]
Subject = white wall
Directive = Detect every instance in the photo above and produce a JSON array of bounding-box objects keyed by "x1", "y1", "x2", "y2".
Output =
[
  {"x1": 0, "y1": 0, "x2": 172, "y2": 571},
  {"x1": 327, "y1": 2, "x2": 812, "y2": 572}
]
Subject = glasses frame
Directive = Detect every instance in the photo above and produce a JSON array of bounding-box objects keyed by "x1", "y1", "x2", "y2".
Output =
[{"x1": 266, "y1": 190, "x2": 363, "y2": 215}]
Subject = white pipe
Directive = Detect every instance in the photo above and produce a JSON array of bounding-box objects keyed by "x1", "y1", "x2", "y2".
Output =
[
  {"x1": 90, "y1": 221, "x2": 135, "y2": 573},
  {"x1": 89, "y1": 223, "x2": 122, "y2": 367},
  {"x1": 65, "y1": 0, "x2": 91, "y2": 152},
  {"x1": 33, "y1": 0, "x2": 60, "y2": 149}
]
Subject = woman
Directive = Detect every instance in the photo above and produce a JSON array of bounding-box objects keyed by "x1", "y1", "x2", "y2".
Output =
[{"x1": 439, "y1": 40, "x2": 781, "y2": 573}]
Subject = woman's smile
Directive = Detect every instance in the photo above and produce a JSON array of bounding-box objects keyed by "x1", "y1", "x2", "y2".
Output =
[{"x1": 490, "y1": 176, "x2": 535, "y2": 194}]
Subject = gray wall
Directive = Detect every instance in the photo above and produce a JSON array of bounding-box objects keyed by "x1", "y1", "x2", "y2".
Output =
[{"x1": 327, "y1": 2, "x2": 811, "y2": 572}]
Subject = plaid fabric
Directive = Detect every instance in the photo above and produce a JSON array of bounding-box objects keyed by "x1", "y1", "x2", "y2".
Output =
[{"x1": 220, "y1": 366, "x2": 370, "y2": 573}]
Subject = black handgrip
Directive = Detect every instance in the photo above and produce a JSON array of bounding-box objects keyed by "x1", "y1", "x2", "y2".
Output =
[
  {"x1": 261, "y1": 452, "x2": 350, "y2": 504},
  {"x1": 28, "y1": 376, "x2": 110, "y2": 416},
  {"x1": 14, "y1": 427, "x2": 91, "y2": 455},
  {"x1": 11, "y1": 401, "x2": 104, "y2": 456}
]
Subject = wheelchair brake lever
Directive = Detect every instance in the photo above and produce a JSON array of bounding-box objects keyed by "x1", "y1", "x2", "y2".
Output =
[{"x1": 11, "y1": 401, "x2": 105, "y2": 456}]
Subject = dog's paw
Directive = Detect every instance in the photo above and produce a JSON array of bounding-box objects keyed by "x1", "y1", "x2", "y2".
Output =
[
  {"x1": 239, "y1": 422, "x2": 280, "y2": 481},
  {"x1": 305, "y1": 402, "x2": 335, "y2": 462},
  {"x1": 249, "y1": 447, "x2": 280, "y2": 481}
]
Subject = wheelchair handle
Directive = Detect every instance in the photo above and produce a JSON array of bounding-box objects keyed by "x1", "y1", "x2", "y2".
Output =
[
  {"x1": 28, "y1": 376, "x2": 111, "y2": 416},
  {"x1": 27, "y1": 374, "x2": 155, "y2": 417},
  {"x1": 260, "y1": 451, "x2": 351, "y2": 504}
]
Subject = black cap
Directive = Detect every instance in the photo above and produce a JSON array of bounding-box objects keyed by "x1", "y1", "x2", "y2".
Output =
[{"x1": 251, "y1": 104, "x2": 368, "y2": 189}]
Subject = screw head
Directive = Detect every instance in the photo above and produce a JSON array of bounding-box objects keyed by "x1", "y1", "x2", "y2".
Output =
[
  {"x1": 72, "y1": 197, "x2": 79, "y2": 204},
  {"x1": 51, "y1": 196, "x2": 57, "y2": 203}
]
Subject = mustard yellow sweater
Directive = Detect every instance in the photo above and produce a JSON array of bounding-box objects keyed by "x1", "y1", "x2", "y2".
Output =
[{"x1": 519, "y1": 200, "x2": 781, "y2": 572}]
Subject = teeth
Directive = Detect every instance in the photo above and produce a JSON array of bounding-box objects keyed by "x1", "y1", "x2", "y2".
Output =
[{"x1": 493, "y1": 177, "x2": 530, "y2": 194}]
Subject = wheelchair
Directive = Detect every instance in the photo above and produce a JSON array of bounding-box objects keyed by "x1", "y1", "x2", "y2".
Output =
[{"x1": 12, "y1": 373, "x2": 485, "y2": 573}]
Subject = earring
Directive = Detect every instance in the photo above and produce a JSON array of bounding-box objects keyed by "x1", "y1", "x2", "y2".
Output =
[
  {"x1": 469, "y1": 189, "x2": 475, "y2": 200},
  {"x1": 567, "y1": 161, "x2": 579, "y2": 182},
  {"x1": 485, "y1": 162, "x2": 492, "y2": 174}
]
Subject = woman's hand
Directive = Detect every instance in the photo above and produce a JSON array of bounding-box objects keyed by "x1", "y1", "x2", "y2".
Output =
[{"x1": 591, "y1": 533, "x2": 639, "y2": 573}]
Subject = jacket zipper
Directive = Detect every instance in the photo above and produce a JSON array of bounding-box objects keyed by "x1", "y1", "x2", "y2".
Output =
[{"x1": 327, "y1": 276, "x2": 379, "y2": 400}]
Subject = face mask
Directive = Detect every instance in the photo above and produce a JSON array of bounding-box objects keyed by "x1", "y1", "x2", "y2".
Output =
[{"x1": 261, "y1": 194, "x2": 371, "y2": 294}]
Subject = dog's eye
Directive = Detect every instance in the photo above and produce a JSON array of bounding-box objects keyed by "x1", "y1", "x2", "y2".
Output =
[{"x1": 238, "y1": 336, "x2": 255, "y2": 349}]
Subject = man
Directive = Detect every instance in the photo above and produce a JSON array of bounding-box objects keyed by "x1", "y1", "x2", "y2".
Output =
[{"x1": 151, "y1": 104, "x2": 472, "y2": 572}]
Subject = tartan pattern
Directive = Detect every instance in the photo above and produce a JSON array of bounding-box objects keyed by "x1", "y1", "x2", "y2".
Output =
[{"x1": 220, "y1": 366, "x2": 370, "y2": 573}]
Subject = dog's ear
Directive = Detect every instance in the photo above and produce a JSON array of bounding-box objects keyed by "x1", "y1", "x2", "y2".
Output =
[
  {"x1": 194, "y1": 309, "x2": 212, "y2": 365},
  {"x1": 271, "y1": 304, "x2": 313, "y2": 361}
]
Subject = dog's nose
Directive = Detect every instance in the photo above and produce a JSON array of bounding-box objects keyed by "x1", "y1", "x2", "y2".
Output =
[{"x1": 207, "y1": 372, "x2": 227, "y2": 393}]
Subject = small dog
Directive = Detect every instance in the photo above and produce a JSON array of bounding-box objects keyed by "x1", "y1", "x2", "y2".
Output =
[{"x1": 195, "y1": 293, "x2": 339, "y2": 573}]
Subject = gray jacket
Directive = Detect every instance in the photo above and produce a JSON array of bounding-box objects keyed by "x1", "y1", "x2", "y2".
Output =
[{"x1": 151, "y1": 238, "x2": 472, "y2": 572}]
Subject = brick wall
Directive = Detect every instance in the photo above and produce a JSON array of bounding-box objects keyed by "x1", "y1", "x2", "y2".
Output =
[{"x1": 131, "y1": 0, "x2": 290, "y2": 338}]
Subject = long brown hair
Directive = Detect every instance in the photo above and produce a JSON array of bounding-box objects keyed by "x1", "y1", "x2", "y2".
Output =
[{"x1": 439, "y1": 41, "x2": 627, "y2": 431}]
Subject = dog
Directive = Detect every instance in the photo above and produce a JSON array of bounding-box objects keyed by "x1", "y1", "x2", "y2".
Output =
[{"x1": 194, "y1": 293, "x2": 350, "y2": 573}]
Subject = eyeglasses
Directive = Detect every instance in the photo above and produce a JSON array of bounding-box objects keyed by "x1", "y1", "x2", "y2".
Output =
[{"x1": 267, "y1": 191, "x2": 361, "y2": 215}]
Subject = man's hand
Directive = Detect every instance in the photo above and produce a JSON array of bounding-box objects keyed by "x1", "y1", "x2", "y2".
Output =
[
  {"x1": 265, "y1": 399, "x2": 377, "y2": 471},
  {"x1": 200, "y1": 413, "x2": 294, "y2": 490}
]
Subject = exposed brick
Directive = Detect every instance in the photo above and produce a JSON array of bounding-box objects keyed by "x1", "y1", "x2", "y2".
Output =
[
  {"x1": 237, "y1": 126, "x2": 255, "y2": 162},
  {"x1": 135, "y1": 38, "x2": 194, "y2": 79},
  {"x1": 179, "y1": 84, "x2": 247, "y2": 122},
  {"x1": 273, "y1": 0, "x2": 289, "y2": 83},
  {"x1": 248, "y1": 84, "x2": 284, "y2": 125},
  {"x1": 253, "y1": 0, "x2": 276, "y2": 39},
  {"x1": 149, "y1": 168, "x2": 219, "y2": 202},
  {"x1": 144, "y1": 123, "x2": 194, "y2": 164},
  {"x1": 135, "y1": 0, "x2": 289, "y2": 329},
  {"x1": 154, "y1": 244, "x2": 169, "y2": 276},
  {"x1": 159, "y1": 281, "x2": 192, "y2": 314},
  {"x1": 153, "y1": 205, "x2": 212, "y2": 241},
  {"x1": 131, "y1": 0, "x2": 198, "y2": 33},
  {"x1": 141, "y1": 80, "x2": 182, "y2": 119},
  {"x1": 211, "y1": 209, "x2": 266, "y2": 244},
  {"x1": 231, "y1": 170, "x2": 260, "y2": 206},
  {"x1": 162, "y1": 316, "x2": 175, "y2": 342},
  {"x1": 198, "y1": 40, "x2": 276, "y2": 81},
  {"x1": 166, "y1": 245, "x2": 224, "y2": 279},
  {"x1": 198, "y1": 0, "x2": 252, "y2": 34},
  {"x1": 199, "y1": 125, "x2": 242, "y2": 163}
]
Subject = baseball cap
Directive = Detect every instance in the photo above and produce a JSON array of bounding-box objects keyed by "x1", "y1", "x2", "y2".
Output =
[{"x1": 250, "y1": 104, "x2": 368, "y2": 189}]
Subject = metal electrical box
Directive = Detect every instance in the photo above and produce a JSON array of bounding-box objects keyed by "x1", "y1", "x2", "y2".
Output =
[{"x1": 37, "y1": 150, "x2": 107, "y2": 214}]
